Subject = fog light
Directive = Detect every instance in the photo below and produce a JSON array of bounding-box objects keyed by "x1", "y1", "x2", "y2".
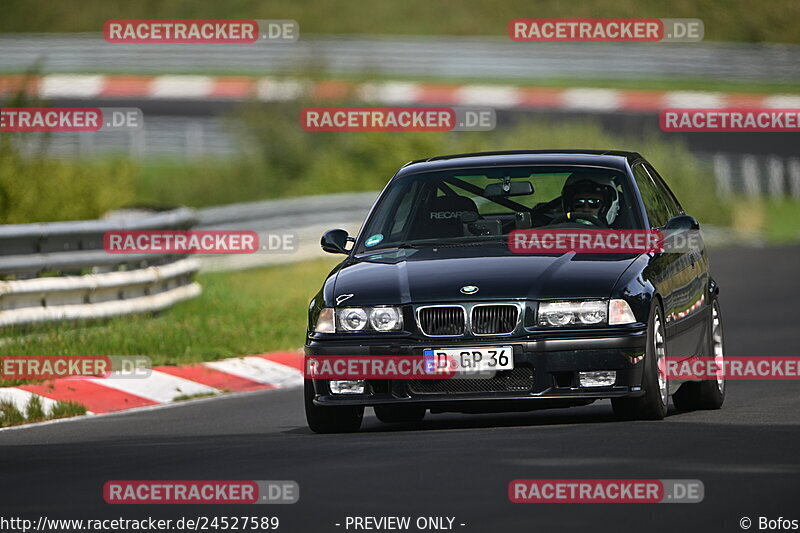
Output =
[
  {"x1": 329, "y1": 379, "x2": 366, "y2": 394},
  {"x1": 579, "y1": 371, "x2": 616, "y2": 387}
]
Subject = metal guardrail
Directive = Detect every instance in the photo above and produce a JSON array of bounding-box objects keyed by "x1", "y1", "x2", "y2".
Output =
[
  {"x1": 1, "y1": 34, "x2": 798, "y2": 81},
  {"x1": 195, "y1": 192, "x2": 374, "y2": 272},
  {"x1": 0, "y1": 208, "x2": 201, "y2": 327}
]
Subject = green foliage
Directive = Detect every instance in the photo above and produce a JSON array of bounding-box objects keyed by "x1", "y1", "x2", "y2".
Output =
[
  {"x1": 1, "y1": 0, "x2": 798, "y2": 44},
  {"x1": 0, "y1": 82, "x2": 136, "y2": 224},
  {"x1": 212, "y1": 101, "x2": 730, "y2": 226},
  {"x1": 0, "y1": 397, "x2": 85, "y2": 427}
]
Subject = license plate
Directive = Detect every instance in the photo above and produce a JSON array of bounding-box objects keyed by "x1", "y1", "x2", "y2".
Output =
[{"x1": 423, "y1": 346, "x2": 514, "y2": 375}]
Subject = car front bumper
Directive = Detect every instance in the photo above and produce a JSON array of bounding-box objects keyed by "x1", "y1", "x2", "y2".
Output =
[{"x1": 306, "y1": 328, "x2": 648, "y2": 411}]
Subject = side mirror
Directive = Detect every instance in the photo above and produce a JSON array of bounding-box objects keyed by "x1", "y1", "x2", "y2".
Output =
[
  {"x1": 321, "y1": 229, "x2": 351, "y2": 254},
  {"x1": 664, "y1": 215, "x2": 699, "y2": 232}
]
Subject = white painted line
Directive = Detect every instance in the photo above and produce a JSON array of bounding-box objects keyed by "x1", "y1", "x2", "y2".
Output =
[
  {"x1": 205, "y1": 357, "x2": 302, "y2": 388},
  {"x1": 454, "y1": 85, "x2": 520, "y2": 108},
  {"x1": 561, "y1": 88, "x2": 621, "y2": 111},
  {"x1": 357, "y1": 81, "x2": 421, "y2": 104},
  {"x1": 39, "y1": 74, "x2": 105, "y2": 99},
  {"x1": 0, "y1": 387, "x2": 62, "y2": 415},
  {"x1": 763, "y1": 94, "x2": 800, "y2": 108},
  {"x1": 0, "y1": 385, "x2": 296, "y2": 433},
  {"x1": 256, "y1": 78, "x2": 311, "y2": 101},
  {"x1": 86, "y1": 369, "x2": 219, "y2": 403},
  {"x1": 150, "y1": 75, "x2": 214, "y2": 99},
  {"x1": 663, "y1": 91, "x2": 725, "y2": 108}
]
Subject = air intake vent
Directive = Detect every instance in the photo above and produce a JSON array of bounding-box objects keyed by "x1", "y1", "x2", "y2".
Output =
[
  {"x1": 471, "y1": 304, "x2": 519, "y2": 335},
  {"x1": 409, "y1": 367, "x2": 534, "y2": 394},
  {"x1": 417, "y1": 306, "x2": 466, "y2": 336}
]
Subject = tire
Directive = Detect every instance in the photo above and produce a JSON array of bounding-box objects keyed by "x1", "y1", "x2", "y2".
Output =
[
  {"x1": 673, "y1": 298, "x2": 726, "y2": 411},
  {"x1": 612, "y1": 302, "x2": 669, "y2": 420},
  {"x1": 304, "y1": 380, "x2": 364, "y2": 433},
  {"x1": 374, "y1": 405, "x2": 426, "y2": 423}
]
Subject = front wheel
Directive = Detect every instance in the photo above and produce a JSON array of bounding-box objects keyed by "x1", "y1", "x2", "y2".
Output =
[
  {"x1": 304, "y1": 380, "x2": 364, "y2": 433},
  {"x1": 673, "y1": 298, "x2": 726, "y2": 411},
  {"x1": 612, "y1": 302, "x2": 668, "y2": 420}
]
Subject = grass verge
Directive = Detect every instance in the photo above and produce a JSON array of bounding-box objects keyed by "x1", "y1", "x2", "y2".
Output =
[
  {"x1": 1, "y1": 0, "x2": 799, "y2": 44},
  {"x1": 0, "y1": 397, "x2": 87, "y2": 428}
]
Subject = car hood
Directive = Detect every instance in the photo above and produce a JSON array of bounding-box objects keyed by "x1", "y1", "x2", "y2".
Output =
[{"x1": 332, "y1": 247, "x2": 637, "y2": 305}]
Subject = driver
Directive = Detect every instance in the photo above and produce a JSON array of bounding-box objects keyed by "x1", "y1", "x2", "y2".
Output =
[{"x1": 560, "y1": 173, "x2": 620, "y2": 226}]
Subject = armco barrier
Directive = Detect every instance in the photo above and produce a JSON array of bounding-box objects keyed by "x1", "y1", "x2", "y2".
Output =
[{"x1": 0, "y1": 208, "x2": 200, "y2": 327}]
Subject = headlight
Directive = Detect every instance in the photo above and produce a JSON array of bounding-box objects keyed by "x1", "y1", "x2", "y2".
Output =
[
  {"x1": 334, "y1": 306, "x2": 404, "y2": 333},
  {"x1": 339, "y1": 307, "x2": 368, "y2": 331},
  {"x1": 539, "y1": 300, "x2": 608, "y2": 327},
  {"x1": 314, "y1": 308, "x2": 336, "y2": 333},
  {"x1": 369, "y1": 306, "x2": 403, "y2": 331}
]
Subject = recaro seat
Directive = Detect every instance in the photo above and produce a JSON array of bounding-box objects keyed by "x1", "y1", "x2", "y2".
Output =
[{"x1": 411, "y1": 195, "x2": 480, "y2": 240}]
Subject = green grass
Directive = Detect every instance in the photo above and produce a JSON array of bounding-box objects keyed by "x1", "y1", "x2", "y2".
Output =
[
  {"x1": 5, "y1": 68, "x2": 797, "y2": 95},
  {"x1": 761, "y1": 199, "x2": 800, "y2": 243},
  {"x1": 0, "y1": 258, "x2": 341, "y2": 387},
  {"x1": 0, "y1": 397, "x2": 87, "y2": 427},
  {"x1": 1, "y1": 0, "x2": 799, "y2": 44},
  {"x1": 351, "y1": 74, "x2": 800, "y2": 96},
  {"x1": 173, "y1": 391, "x2": 221, "y2": 402}
]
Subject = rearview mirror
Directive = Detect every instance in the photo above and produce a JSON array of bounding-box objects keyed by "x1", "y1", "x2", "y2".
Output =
[
  {"x1": 664, "y1": 215, "x2": 700, "y2": 231},
  {"x1": 321, "y1": 229, "x2": 351, "y2": 254},
  {"x1": 484, "y1": 180, "x2": 534, "y2": 197}
]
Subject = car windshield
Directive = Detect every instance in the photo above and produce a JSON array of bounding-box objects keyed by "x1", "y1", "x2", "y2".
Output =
[{"x1": 355, "y1": 165, "x2": 642, "y2": 253}]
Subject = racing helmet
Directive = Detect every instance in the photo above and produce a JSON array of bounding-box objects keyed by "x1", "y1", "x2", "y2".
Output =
[{"x1": 561, "y1": 172, "x2": 620, "y2": 225}]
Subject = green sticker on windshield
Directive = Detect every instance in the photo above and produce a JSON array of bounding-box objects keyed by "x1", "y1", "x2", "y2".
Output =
[{"x1": 365, "y1": 234, "x2": 384, "y2": 247}]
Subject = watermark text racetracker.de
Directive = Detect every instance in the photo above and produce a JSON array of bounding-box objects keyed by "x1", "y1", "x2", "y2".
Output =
[
  {"x1": 104, "y1": 480, "x2": 298, "y2": 505},
  {"x1": 0, "y1": 355, "x2": 152, "y2": 380},
  {"x1": 301, "y1": 107, "x2": 496, "y2": 131},
  {"x1": 661, "y1": 109, "x2": 800, "y2": 132},
  {"x1": 508, "y1": 229, "x2": 705, "y2": 254},
  {"x1": 509, "y1": 18, "x2": 703, "y2": 43},
  {"x1": 0, "y1": 107, "x2": 142, "y2": 131},
  {"x1": 509, "y1": 479, "x2": 704, "y2": 503},
  {"x1": 104, "y1": 19, "x2": 298, "y2": 43},
  {"x1": 664, "y1": 356, "x2": 800, "y2": 381},
  {"x1": 103, "y1": 231, "x2": 298, "y2": 254}
]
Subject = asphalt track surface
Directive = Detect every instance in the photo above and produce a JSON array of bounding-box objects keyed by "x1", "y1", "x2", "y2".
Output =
[{"x1": 1, "y1": 245, "x2": 799, "y2": 533}]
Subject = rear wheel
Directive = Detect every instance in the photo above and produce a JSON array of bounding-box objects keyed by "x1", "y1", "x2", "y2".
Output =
[
  {"x1": 374, "y1": 405, "x2": 426, "y2": 423},
  {"x1": 304, "y1": 380, "x2": 364, "y2": 433},
  {"x1": 673, "y1": 298, "x2": 725, "y2": 411},
  {"x1": 612, "y1": 302, "x2": 668, "y2": 420}
]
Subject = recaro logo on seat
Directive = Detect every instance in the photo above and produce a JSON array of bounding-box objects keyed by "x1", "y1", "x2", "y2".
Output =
[{"x1": 430, "y1": 211, "x2": 469, "y2": 220}]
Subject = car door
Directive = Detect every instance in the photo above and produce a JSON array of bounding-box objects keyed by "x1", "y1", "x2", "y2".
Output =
[
  {"x1": 644, "y1": 162, "x2": 710, "y2": 361},
  {"x1": 631, "y1": 163, "x2": 686, "y2": 362}
]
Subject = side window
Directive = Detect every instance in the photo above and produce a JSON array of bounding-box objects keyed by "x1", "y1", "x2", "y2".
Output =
[
  {"x1": 632, "y1": 163, "x2": 670, "y2": 228},
  {"x1": 388, "y1": 180, "x2": 422, "y2": 240},
  {"x1": 644, "y1": 163, "x2": 682, "y2": 218}
]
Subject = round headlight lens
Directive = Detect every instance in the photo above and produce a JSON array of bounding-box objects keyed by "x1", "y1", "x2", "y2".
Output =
[
  {"x1": 578, "y1": 301, "x2": 606, "y2": 324},
  {"x1": 370, "y1": 307, "x2": 402, "y2": 331},
  {"x1": 541, "y1": 302, "x2": 575, "y2": 326},
  {"x1": 339, "y1": 308, "x2": 368, "y2": 331}
]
